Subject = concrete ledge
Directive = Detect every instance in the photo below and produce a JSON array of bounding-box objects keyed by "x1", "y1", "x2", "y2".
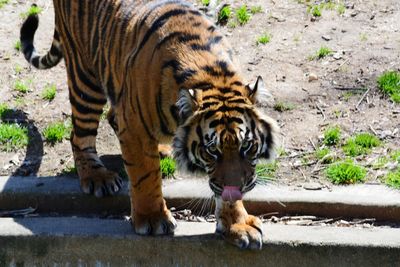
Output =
[
  {"x1": 1, "y1": 217, "x2": 400, "y2": 267},
  {"x1": 1, "y1": 176, "x2": 400, "y2": 220}
]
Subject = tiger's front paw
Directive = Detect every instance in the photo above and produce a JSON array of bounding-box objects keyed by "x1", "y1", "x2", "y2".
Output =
[
  {"x1": 218, "y1": 215, "x2": 264, "y2": 250},
  {"x1": 132, "y1": 208, "x2": 177, "y2": 235},
  {"x1": 80, "y1": 167, "x2": 123, "y2": 198}
]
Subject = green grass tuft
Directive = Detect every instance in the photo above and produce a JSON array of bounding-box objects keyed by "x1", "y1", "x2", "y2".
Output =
[
  {"x1": 311, "y1": 46, "x2": 333, "y2": 60},
  {"x1": 250, "y1": 5, "x2": 263, "y2": 14},
  {"x1": 273, "y1": 101, "x2": 295, "y2": 112},
  {"x1": 326, "y1": 160, "x2": 366, "y2": 184},
  {"x1": 0, "y1": 123, "x2": 29, "y2": 151},
  {"x1": 0, "y1": 103, "x2": 12, "y2": 120},
  {"x1": 14, "y1": 80, "x2": 29, "y2": 94},
  {"x1": 0, "y1": 0, "x2": 9, "y2": 8},
  {"x1": 308, "y1": 5, "x2": 321, "y2": 17},
  {"x1": 256, "y1": 161, "x2": 278, "y2": 181},
  {"x1": 201, "y1": 0, "x2": 209, "y2": 6},
  {"x1": 160, "y1": 157, "x2": 176, "y2": 178},
  {"x1": 42, "y1": 84, "x2": 57, "y2": 101},
  {"x1": 343, "y1": 133, "x2": 380, "y2": 157},
  {"x1": 14, "y1": 40, "x2": 21, "y2": 51},
  {"x1": 315, "y1": 147, "x2": 335, "y2": 164},
  {"x1": 377, "y1": 71, "x2": 400, "y2": 103},
  {"x1": 323, "y1": 126, "x2": 341, "y2": 146},
  {"x1": 256, "y1": 33, "x2": 271, "y2": 45},
  {"x1": 385, "y1": 169, "x2": 400, "y2": 189},
  {"x1": 236, "y1": 5, "x2": 251, "y2": 25},
  {"x1": 20, "y1": 5, "x2": 42, "y2": 19},
  {"x1": 218, "y1": 5, "x2": 232, "y2": 22},
  {"x1": 43, "y1": 121, "x2": 71, "y2": 144},
  {"x1": 354, "y1": 133, "x2": 381, "y2": 148}
]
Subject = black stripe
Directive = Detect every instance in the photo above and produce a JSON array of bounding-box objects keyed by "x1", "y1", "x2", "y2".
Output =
[
  {"x1": 156, "y1": 91, "x2": 174, "y2": 136},
  {"x1": 69, "y1": 91, "x2": 103, "y2": 115},
  {"x1": 131, "y1": 8, "x2": 188, "y2": 64},
  {"x1": 72, "y1": 121, "x2": 98, "y2": 138},
  {"x1": 74, "y1": 117, "x2": 100, "y2": 124},
  {"x1": 136, "y1": 96, "x2": 157, "y2": 141},
  {"x1": 162, "y1": 60, "x2": 197, "y2": 85},
  {"x1": 133, "y1": 168, "x2": 160, "y2": 188},
  {"x1": 190, "y1": 35, "x2": 222, "y2": 51},
  {"x1": 68, "y1": 65, "x2": 107, "y2": 105}
]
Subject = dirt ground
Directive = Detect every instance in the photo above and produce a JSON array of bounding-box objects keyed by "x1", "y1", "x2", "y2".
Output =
[{"x1": 0, "y1": 0, "x2": 399, "y2": 189}]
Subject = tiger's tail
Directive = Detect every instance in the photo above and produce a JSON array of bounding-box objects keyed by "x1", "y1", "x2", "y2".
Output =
[{"x1": 20, "y1": 4, "x2": 63, "y2": 69}]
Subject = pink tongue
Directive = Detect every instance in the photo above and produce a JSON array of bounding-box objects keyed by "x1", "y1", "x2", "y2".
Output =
[{"x1": 221, "y1": 186, "x2": 242, "y2": 202}]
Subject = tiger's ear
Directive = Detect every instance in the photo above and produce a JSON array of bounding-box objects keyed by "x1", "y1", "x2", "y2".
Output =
[
  {"x1": 246, "y1": 76, "x2": 272, "y2": 105},
  {"x1": 176, "y1": 89, "x2": 199, "y2": 123}
]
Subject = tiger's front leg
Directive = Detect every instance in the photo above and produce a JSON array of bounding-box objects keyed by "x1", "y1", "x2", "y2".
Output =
[
  {"x1": 215, "y1": 198, "x2": 264, "y2": 250},
  {"x1": 120, "y1": 133, "x2": 177, "y2": 235}
]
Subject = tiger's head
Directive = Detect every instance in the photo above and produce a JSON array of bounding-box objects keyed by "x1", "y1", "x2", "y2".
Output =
[{"x1": 173, "y1": 76, "x2": 278, "y2": 202}]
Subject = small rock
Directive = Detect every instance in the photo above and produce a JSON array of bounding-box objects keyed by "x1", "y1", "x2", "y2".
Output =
[
  {"x1": 303, "y1": 182, "x2": 323, "y2": 190},
  {"x1": 333, "y1": 52, "x2": 342, "y2": 60},
  {"x1": 321, "y1": 35, "x2": 332, "y2": 41},
  {"x1": 308, "y1": 73, "x2": 318, "y2": 82},
  {"x1": 350, "y1": 11, "x2": 359, "y2": 17}
]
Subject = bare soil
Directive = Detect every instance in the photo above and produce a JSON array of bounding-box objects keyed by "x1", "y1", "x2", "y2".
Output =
[{"x1": 0, "y1": 0, "x2": 399, "y2": 189}]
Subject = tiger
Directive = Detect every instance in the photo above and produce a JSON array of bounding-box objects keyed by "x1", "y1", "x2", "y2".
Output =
[{"x1": 20, "y1": 0, "x2": 277, "y2": 250}]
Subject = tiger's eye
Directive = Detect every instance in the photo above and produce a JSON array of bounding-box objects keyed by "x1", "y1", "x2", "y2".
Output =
[
  {"x1": 241, "y1": 139, "x2": 251, "y2": 150},
  {"x1": 208, "y1": 144, "x2": 218, "y2": 153}
]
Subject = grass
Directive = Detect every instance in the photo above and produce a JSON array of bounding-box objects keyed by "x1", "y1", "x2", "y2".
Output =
[
  {"x1": 218, "y1": 5, "x2": 232, "y2": 23},
  {"x1": 308, "y1": 5, "x2": 321, "y2": 17},
  {"x1": 42, "y1": 84, "x2": 57, "y2": 101},
  {"x1": 0, "y1": 123, "x2": 29, "y2": 151},
  {"x1": 256, "y1": 33, "x2": 271, "y2": 45},
  {"x1": 256, "y1": 161, "x2": 278, "y2": 181},
  {"x1": 160, "y1": 157, "x2": 176, "y2": 178},
  {"x1": 42, "y1": 121, "x2": 71, "y2": 144},
  {"x1": 14, "y1": 80, "x2": 29, "y2": 94},
  {"x1": 359, "y1": 33, "x2": 368, "y2": 42},
  {"x1": 250, "y1": 5, "x2": 263, "y2": 14},
  {"x1": 273, "y1": 101, "x2": 295, "y2": 112},
  {"x1": 315, "y1": 147, "x2": 335, "y2": 164},
  {"x1": 0, "y1": 0, "x2": 9, "y2": 8},
  {"x1": 14, "y1": 64, "x2": 23, "y2": 74},
  {"x1": 14, "y1": 40, "x2": 21, "y2": 51},
  {"x1": 343, "y1": 133, "x2": 380, "y2": 157},
  {"x1": 326, "y1": 160, "x2": 366, "y2": 184},
  {"x1": 377, "y1": 71, "x2": 400, "y2": 103},
  {"x1": 201, "y1": 0, "x2": 209, "y2": 6},
  {"x1": 385, "y1": 169, "x2": 400, "y2": 189},
  {"x1": 236, "y1": 5, "x2": 251, "y2": 25},
  {"x1": 0, "y1": 103, "x2": 12, "y2": 120},
  {"x1": 337, "y1": 3, "x2": 346, "y2": 15},
  {"x1": 20, "y1": 5, "x2": 42, "y2": 19},
  {"x1": 323, "y1": 126, "x2": 341, "y2": 146},
  {"x1": 61, "y1": 165, "x2": 77, "y2": 175},
  {"x1": 309, "y1": 46, "x2": 333, "y2": 60}
]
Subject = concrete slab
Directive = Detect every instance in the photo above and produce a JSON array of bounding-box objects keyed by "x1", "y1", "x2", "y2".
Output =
[
  {"x1": 1, "y1": 217, "x2": 400, "y2": 267},
  {"x1": 1, "y1": 176, "x2": 400, "y2": 220}
]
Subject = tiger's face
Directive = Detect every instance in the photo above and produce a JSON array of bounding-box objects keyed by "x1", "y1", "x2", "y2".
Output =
[{"x1": 173, "y1": 76, "x2": 277, "y2": 202}]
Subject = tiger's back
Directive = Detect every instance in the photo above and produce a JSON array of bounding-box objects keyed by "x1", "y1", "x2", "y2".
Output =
[{"x1": 20, "y1": 0, "x2": 277, "y2": 249}]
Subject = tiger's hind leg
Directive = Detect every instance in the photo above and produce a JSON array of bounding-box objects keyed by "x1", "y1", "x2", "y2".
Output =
[{"x1": 67, "y1": 66, "x2": 122, "y2": 197}]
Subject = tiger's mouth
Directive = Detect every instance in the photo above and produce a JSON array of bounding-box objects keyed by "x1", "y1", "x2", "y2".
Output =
[{"x1": 209, "y1": 177, "x2": 257, "y2": 201}]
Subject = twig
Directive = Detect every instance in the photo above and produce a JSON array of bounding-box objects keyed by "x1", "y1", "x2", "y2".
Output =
[
  {"x1": 315, "y1": 103, "x2": 326, "y2": 120},
  {"x1": 355, "y1": 87, "x2": 371, "y2": 110},
  {"x1": 278, "y1": 151, "x2": 314, "y2": 159},
  {"x1": 308, "y1": 137, "x2": 317, "y2": 150},
  {"x1": 369, "y1": 124, "x2": 378, "y2": 136},
  {"x1": 333, "y1": 58, "x2": 350, "y2": 72}
]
